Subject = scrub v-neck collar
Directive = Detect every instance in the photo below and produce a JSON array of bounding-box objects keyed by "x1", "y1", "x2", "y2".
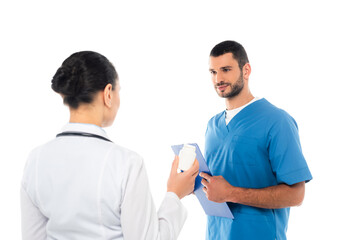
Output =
[{"x1": 220, "y1": 98, "x2": 266, "y2": 133}]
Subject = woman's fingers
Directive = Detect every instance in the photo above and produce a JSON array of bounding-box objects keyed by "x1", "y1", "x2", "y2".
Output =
[
  {"x1": 171, "y1": 156, "x2": 180, "y2": 175},
  {"x1": 186, "y1": 159, "x2": 199, "y2": 176}
]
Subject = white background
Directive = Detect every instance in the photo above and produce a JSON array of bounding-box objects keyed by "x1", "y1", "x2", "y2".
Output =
[{"x1": 1, "y1": 0, "x2": 359, "y2": 239}]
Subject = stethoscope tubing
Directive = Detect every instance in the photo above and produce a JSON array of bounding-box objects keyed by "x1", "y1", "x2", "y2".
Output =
[{"x1": 56, "y1": 131, "x2": 112, "y2": 142}]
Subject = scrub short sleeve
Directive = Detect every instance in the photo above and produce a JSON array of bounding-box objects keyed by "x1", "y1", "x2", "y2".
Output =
[{"x1": 267, "y1": 111, "x2": 312, "y2": 185}]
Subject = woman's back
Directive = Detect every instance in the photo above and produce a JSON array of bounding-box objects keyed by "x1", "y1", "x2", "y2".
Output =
[{"x1": 22, "y1": 123, "x2": 147, "y2": 239}]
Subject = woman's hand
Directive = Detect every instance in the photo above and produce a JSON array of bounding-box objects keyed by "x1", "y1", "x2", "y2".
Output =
[{"x1": 167, "y1": 156, "x2": 199, "y2": 199}]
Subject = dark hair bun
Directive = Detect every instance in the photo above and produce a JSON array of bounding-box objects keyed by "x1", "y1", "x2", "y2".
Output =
[{"x1": 51, "y1": 51, "x2": 117, "y2": 109}]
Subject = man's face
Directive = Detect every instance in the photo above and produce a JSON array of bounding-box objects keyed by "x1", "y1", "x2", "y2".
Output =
[{"x1": 209, "y1": 53, "x2": 244, "y2": 99}]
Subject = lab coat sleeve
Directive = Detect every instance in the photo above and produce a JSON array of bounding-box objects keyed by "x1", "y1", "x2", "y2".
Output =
[
  {"x1": 120, "y1": 157, "x2": 187, "y2": 240},
  {"x1": 21, "y1": 185, "x2": 47, "y2": 240}
]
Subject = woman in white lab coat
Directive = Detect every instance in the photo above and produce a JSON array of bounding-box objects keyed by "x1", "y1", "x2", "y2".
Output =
[{"x1": 21, "y1": 51, "x2": 199, "y2": 240}]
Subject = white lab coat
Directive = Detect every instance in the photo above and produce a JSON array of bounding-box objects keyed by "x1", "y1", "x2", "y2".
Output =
[{"x1": 21, "y1": 123, "x2": 187, "y2": 240}]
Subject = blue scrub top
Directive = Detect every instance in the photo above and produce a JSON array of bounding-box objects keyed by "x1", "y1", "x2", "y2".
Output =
[{"x1": 205, "y1": 98, "x2": 312, "y2": 240}]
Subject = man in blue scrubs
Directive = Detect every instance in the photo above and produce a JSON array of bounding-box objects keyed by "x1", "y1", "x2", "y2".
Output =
[{"x1": 200, "y1": 41, "x2": 312, "y2": 240}]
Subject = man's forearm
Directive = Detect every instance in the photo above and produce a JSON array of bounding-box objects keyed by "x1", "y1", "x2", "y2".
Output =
[{"x1": 227, "y1": 182, "x2": 305, "y2": 209}]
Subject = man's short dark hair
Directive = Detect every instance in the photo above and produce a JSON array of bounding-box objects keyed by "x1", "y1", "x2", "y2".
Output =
[{"x1": 210, "y1": 40, "x2": 249, "y2": 69}]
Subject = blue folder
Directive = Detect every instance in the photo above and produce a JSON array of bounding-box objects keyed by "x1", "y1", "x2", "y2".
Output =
[{"x1": 171, "y1": 143, "x2": 234, "y2": 219}]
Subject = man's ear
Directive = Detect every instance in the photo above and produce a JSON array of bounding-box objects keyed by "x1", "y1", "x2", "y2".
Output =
[
  {"x1": 242, "y1": 63, "x2": 251, "y2": 81},
  {"x1": 103, "y1": 83, "x2": 113, "y2": 108}
]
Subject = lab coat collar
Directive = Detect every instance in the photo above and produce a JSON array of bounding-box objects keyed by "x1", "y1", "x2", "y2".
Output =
[{"x1": 60, "y1": 123, "x2": 109, "y2": 140}]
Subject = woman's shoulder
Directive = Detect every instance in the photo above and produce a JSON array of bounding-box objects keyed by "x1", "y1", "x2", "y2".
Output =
[{"x1": 109, "y1": 144, "x2": 144, "y2": 166}]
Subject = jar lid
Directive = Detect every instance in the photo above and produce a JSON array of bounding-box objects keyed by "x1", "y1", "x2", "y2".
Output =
[{"x1": 182, "y1": 144, "x2": 196, "y2": 151}]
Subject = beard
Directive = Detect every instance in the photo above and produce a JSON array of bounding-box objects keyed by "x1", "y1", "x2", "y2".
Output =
[{"x1": 215, "y1": 71, "x2": 244, "y2": 99}]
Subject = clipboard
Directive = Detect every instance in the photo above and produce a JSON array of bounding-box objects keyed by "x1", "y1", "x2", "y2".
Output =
[{"x1": 171, "y1": 143, "x2": 234, "y2": 219}]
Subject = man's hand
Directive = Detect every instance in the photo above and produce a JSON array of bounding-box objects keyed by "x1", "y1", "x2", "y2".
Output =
[
  {"x1": 199, "y1": 172, "x2": 234, "y2": 203},
  {"x1": 200, "y1": 171, "x2": 305, "y2": 208}
]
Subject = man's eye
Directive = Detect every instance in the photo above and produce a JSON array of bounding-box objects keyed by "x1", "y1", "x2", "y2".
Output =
[
  {"x1": 223, "y1": 69, "x2": 230, "y2": 72},
  {"x1": 210, "y1": 71, "x2": 216, "y2": 75}
]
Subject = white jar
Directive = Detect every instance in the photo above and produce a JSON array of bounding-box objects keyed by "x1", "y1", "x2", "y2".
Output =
[{"x1": 178, "y1": 144, "x2": 196, "y2": 171}]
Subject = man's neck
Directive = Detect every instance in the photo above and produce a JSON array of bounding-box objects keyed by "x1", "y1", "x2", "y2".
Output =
[{"x1": 225, "y1": 91, "x2": 255, "y2": 110}]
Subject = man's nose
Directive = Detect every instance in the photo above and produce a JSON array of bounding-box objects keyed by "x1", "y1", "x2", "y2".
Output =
[{"x1": 215, "y1": 72, "x2": 223, "y2": 84}]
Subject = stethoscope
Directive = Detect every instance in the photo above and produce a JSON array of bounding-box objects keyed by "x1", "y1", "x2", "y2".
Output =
[{"x1": 56, "y1": 131, "x2": 112, "y2": 142}]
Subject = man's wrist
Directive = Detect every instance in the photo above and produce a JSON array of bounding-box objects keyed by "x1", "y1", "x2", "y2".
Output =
[
  {"x1": 227, "y1": 186, "x2": 241, "y2": 203},
  {"x1": 226, "y1": 185, "x2": 234, "y2": 202}
]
